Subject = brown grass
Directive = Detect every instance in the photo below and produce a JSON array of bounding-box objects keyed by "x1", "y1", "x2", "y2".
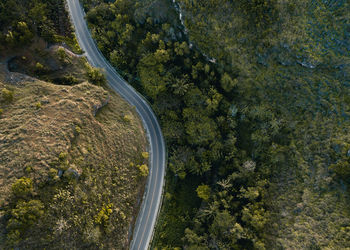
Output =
[{"x1": 0, "y1": 60, "x2": 147, "y2": 248}]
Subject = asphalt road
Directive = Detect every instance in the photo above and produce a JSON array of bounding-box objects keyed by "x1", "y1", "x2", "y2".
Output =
[{"x1": 66, "y1": 1, "x2": 166, "y2": 249}]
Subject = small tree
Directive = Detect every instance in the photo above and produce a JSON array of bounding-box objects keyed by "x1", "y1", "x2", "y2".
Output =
[
  {"x1": 6, "y1": 200, "x2": 44, "y2": 244},
  {"x1": 138, "y1": 164, "x2": 149, "y2": 177},
  {"x1": 56, "y1": 47, "x2": 67, "y2": 62},
  {"x1": 196, "y1": 185, "x2": 211, "y2": 201},
  {"x1": 11, "y1": 177, "x2": 33, "y2": 198},
  {"x1": 35, "y1": 62, "x2": 46, "y2": 74},
  {"x1": 86, "y1": 64, "x2": 106, "y2": 86}
]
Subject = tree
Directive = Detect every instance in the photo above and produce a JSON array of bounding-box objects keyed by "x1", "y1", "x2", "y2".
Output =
[
  {"x1": 221, "y1": 72, "x2": 237, "y2": 92},
  {"x1": 5, "y1": 22, "x2": 33, "y2": 46},
  {"x1": 196, "y1": 185, "x2": 211, "y2": 201},
  {"x1": 86, "y1": 65, "x2": 106, "y2": 86},
  {"x1": 171, "y1": 75, "x2": 191, "y2": 96},
  {"x1": 11, "y1": 177, "x2": 33, "y2": 198},
  {"x1": 6, "y1": 200, "x2": 44, "y2": 244}
]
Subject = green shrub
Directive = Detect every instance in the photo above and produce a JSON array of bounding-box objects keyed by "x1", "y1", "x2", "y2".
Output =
[
  {"x1": 196, "y1": 185, "x2": 211, "y2": 201},
  {"x1": 142, "y1": 152, "x2": 149, "y2": 159},
  {"x1": 64, "y1": 75, "x2": 79, "y2": 85},
  {"x1": 75, "y1": 125, "x2": 81, "y2": 134},
  {"x1": 58, "y1": 152, "x2": 68, "y2": 161},
  {"x1": 86, "y1": 64, "x2": 106, "y2": 86},
  {"x1": 6, "y1": 200, "x2": 44, "y2": 244},
  {"x1": 95, "y1": 204, "x2": 113, "y2": 225},
  {"x1": 35, "y1": 62, "x2": 45, "y2": 73},
  {"x1": 11, "y1": 177, "x2": 33, "y2": 198},
  {"x1": 56, "y1": 47, "x2": 67, "y2": 62},
  {"x1": 24, "y1": 166, "x2": 32, "y2": 173},
  {"x1": 123, "y1": 114, "x2": 131, "y2": 123},
  {"x1": 35, "y1": 101, "x2": 42, "y2": 109},
  {"x1": 2, "y1": 88, "x2": 14, "y2": 103},
  {"x1": 137, "y1": 164, "x2": 149, "y2": 177},
  {"x1": 48, "y1": 168, "x2": 58, "y2": 178}
]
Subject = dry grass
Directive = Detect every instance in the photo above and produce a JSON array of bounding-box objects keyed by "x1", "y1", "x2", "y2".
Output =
[{"x1": 0, "y1": 60, "x2": 147, "y2": 248}]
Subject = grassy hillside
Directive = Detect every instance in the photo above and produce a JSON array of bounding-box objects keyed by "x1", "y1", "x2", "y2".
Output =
[
  {"x1": 0, "y1": 0, "x2": 149, "y2": 248},
  {"x1": 0, "y1": 59, "x2": 148, "y2": 249}
]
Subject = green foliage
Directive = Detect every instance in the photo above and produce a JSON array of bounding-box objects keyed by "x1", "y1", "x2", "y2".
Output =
[
  {"x1": 6, "y1": 200, "x2": 44, "y2": 244},
  {"x1": 24, "y1": 166, "x2": 33, "y2": 173},
  {"x1": 81, "y1": 0, "x2": 350, "y2": 248},
  {"x1": 35, "y1": 101, "x2": 42, "y2": 109},
  {"x1": 63, "y1": 75, "x2": 79, "y2": 85},
  {"x1": 56, "y1": 48, "x2": 68, "y2": 62},
  {"x1": 75, "y1": 125, "x2": 82, "y2": 134},
  {"x1": 195, "y1": 185, "x2": 210, "y2": 201},
  {"x1": 34, "y1": 62, "x2": 46, "y2": 74},
  {"x1": 142, "y1": 151, "x2": 149, "y2": 159},
  {"x1": 48, "y1": 168, "x2": 58, "y2": 178},
  {"x1": 95, "y1": 203, "x2": 113, "y2": 225},
  {"x1": 5, "y1": 22, "x2": 34, "y2": 46},
  {"x1": 58, "y1": 152, "x2": 68, "y2": 161},
  {"x1": 11, "y1": 177, "x2": 33, "y2": 198},
  {"x1": 137, "y1": 164, "x2": 149, "y2": 177},
  {"x1": 86, "y1": 64, "x2": 107, "y2": 86},
  {"x1": 0, "y1": 0, "x2": 74, "y2": 50},
  {"x1": 2, "y1": 88, "x2": 14, "y2": 103},
  {"x1": 221, "y1": 73, "x2": 237, "y2": 92},
  {"x1": 123, "y1": 114, "x2": 132, "y2": 123}
]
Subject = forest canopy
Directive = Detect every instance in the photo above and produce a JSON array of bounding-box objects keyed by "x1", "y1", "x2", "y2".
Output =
[{"x1": 82, "y1": 0, "x2": 350, "y2": 248}]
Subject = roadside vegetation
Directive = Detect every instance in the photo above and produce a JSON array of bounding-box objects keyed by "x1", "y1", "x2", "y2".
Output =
[{"x1": 82, "y1": 0, "x2": 350, "y2": 249}]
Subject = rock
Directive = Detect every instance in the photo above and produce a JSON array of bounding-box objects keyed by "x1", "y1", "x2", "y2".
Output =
[
  {"x1": 58, "y1": 169, "x2": 63, "y2": 177},
  {"x1": 64, "y1": 167, "x2": 80, "y2": 180}
]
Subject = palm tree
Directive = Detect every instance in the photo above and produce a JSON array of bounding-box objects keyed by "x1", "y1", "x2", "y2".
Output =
[{"x1": 172, "y1": 75, "x2": 191, "y2": 96}]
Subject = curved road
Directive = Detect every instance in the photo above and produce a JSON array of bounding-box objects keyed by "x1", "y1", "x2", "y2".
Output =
[{"x1": 66, "y1": 1, "x2": 166, "y2": 249}]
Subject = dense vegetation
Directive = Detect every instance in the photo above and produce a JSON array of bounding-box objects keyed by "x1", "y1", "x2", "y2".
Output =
[
  {"x1": 83, "y1": 0, "x2": 350, "y2": 248},
  {"x1": 0, "y1": 0, "x2": 82, "y2": 52},
  {"x1": 1, "y1": 0, "x2": 348, "y2": 248},
  {"x1": 177, "y1": 0, "x2": 350, "y2": 248}
]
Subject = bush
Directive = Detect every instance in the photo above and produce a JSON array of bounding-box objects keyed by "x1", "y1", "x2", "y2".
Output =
[
  {"x1": 58, "y1": 152, "x2": 68, "y2": 161},
  {"x1": 35, "y1": 62, "x2": 45, "y2": 74},
  {"x1": 6, "y1": 200, "x2": 44, "y2": 244},
  {"x1": 75, "y1": 125, "x2": 81, "y2": 134},
  {"x1": 11, "y1": 177, "x2": 33, "y2": 198},
  {"x1": 24, "y1": 166, "x2": 32, "y2": 173},
  {"x1": 56, "y1": 47, "x2": 67, "y2": 62},
  {"x1": 2, "y1": 88, "x2": 14, "y2": 103},
  {"x1": 138, "y1": 164, "x2": 149, "y2": 177},
  {"x1": 35, "y1": 101, "x2": 42, "y2": 109},
  {"x1": 196, "y1": 185, "x2": 211, "y2": 201},
  {"x1": 95, "y1": 204, "x2": 113, "y2": 225},
  {"x1": 123, "y1": 114, "x2": 131, "y2": 123},
  {"x1": 86, "y1": 64, "x2": 106, "y2": 86},
  {"x1": 48, "y1": 168, "x2": 58, "y2": 178},
  {"x1": 142, "y1": 152, "x2": 149, "y2": 159},
  {"x1": 64, "y1": 75, "x2": 79, "y2": 85}
]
